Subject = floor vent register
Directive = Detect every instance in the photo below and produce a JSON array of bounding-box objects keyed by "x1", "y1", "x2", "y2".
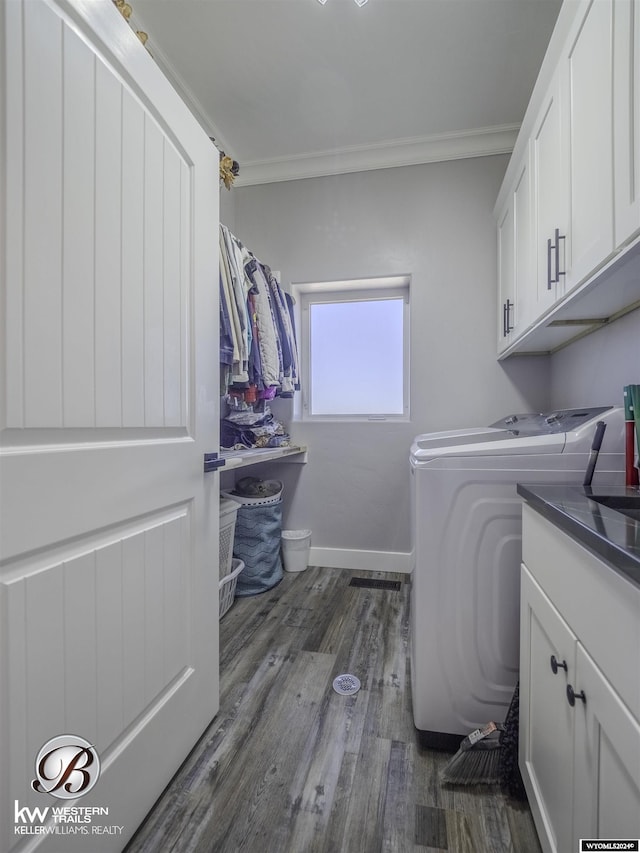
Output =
[{"x1": 348, "y1": 577, "x2": 401, "y2": 591}]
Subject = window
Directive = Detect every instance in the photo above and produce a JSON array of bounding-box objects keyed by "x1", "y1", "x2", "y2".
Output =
[{"x1": 292, "y1": 276, "x2": 410, "y2": 420}]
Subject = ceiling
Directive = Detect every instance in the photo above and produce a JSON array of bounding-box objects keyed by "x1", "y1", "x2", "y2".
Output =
[{"x1": 131, "y1": 0, "x2": 562, "y2": 186}]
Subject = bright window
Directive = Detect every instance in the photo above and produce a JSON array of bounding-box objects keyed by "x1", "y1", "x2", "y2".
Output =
[{"x1": 292, "y1": 276, "x2": 410, "y2": 420}]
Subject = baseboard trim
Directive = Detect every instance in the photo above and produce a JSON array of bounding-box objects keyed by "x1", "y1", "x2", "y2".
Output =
[{"x1": 308, "y1": 547, "x2": 412, "y2": 574}]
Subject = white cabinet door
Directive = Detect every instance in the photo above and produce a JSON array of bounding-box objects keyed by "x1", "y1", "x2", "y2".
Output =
[
  {"x1": 0, "y1": 2, "x2": 219, "y2": 851},
  {"x1": 532, "y1": 72, "x2": 569, "y2": 318},
  {"x1": 614, "y1": 0, "x2": 640, "y2": 248},
  {"x1": 513, "y1": 151, "x2": 534, "y2": 332},
  {"x1": 572, "y1": 644, "x2": 640, "y2": 844},
  {"x1": 497, "y1": 150, "x2": 534, "y2": 354},
  {"x1": 520, "y1": 567, "x2": 576, "y2": 853},
  {"x1": 497, "y1": 197, "x2": 515, "y2": 352},
  {"x1": 565, "y1": 0, "x2": 615, "y2": 290}
]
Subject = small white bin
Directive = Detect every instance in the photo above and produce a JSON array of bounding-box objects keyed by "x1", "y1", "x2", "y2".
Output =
[
  {"x1": 219, "y1": 558, "x2": 245, "y2": 619},
  {"x1": 219, "y1": 497, "x2": 241, "y2": 577},
  {"x1": 281, "y1": 529, "x2": 312, "y2": 573}
]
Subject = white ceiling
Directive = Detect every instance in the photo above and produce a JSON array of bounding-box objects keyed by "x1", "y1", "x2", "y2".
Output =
[{"x1": 131, "y1": 0, "x2": 562, "y2": 185}]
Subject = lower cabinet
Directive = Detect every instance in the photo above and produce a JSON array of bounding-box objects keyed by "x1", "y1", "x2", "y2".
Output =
[
  {"x1": 520, "y1": 568, "x2": 576, "y2": 853},
  {"x1": 520, "y1": 509, "x2": 640, "y2": 853},
  {"x1": 572, "y1": 645, "x2": 640, "y2": 843}
]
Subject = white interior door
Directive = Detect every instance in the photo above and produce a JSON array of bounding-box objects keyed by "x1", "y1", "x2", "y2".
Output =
[{"x1": 0, "y1": 1, "x2": 220, "y2": 850}]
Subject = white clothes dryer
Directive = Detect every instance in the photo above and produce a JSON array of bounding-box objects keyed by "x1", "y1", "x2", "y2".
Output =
[{"x1": 409, "y1": 406, "x2": 624, "y2": 749}]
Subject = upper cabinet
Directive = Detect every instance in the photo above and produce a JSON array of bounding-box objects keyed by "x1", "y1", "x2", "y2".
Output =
[
  {"x1": 564, "y1": 0, "x2": 614, "y2": 289},
  {"x1": 494, "y1": 0, "x2": 640, "y2": 357},
  {"x1": 497, "y1": 192, "x2": 516, "y2": 352},
  {"x1": 614, "y1": 0, "x2": 640, "y2": 248},
  {"x1": 497, "y1": 153, "x2": 533, "y2": 353},
  {"x1": 532, "y1": 68, "x2": 569, "y2": 317}
]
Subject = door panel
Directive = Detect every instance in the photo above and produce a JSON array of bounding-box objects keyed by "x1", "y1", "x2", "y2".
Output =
[
  {"x1": 566, "y1": 0, "x2": 614, "y2": 289},
  {"x1": 6, "y1": 25, "x2": 192, "y2": 434},
  {"x1": 520, "y1": 567, "x2": 576, "y2": 853},
  {"x1": 0, "y1": 2, "x2": 219, "y2": 851},
  {"x1": 614, "y1": 0, "x2": 640, "y2": 247},
  {"x1": 573, "y1": 644, "x2": 640, "y2": 843},
  {"x1": 497, "y1": 199, "x2": 514, "y2": 350},
  {"x1": 533, "y1": 79, "x2": 567, "y2": 315}
]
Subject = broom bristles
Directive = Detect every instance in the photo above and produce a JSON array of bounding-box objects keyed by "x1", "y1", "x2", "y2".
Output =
[
  {"x1": 441, "y1": 725, "x2": 504, "y2": 786},
  {"x1": 441, "y1": 744, "x2": 501, "y2": 785}
]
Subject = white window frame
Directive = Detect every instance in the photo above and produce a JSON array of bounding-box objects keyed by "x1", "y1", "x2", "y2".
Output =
[{"x1": 291, "y1": 275, "x2": 411, "y2": 422}]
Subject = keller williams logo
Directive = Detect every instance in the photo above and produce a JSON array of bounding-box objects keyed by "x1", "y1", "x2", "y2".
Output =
[{"x1": 31, "y1": 735, "x2": 101, "y2": 799}]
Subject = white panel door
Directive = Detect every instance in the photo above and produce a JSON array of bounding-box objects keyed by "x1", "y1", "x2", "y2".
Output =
[{"x1": 0, "y1": 2, "x2": 220, "y2": 851}]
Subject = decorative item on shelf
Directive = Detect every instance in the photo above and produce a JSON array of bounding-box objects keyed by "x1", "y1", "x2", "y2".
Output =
[
  {"x1": 219, "y1": 153, "x2": 240, "y2": 190},
  {"x1": 113, "y1": 0, "x2": 132, "y2": 20},
  {"x1": 112, "y1": 0, "x2": 151, "y2": 53}
]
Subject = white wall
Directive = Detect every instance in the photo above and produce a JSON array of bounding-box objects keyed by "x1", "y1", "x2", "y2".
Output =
[
  {"x1": 229, "y1": 157, "x2": 551, "y2": 564},
  {"x1": 550, "y1": 306, "x2": 640, "y2": 409}
]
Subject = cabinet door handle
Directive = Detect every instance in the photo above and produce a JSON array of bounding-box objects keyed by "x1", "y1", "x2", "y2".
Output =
[
  {"x1": 566, "y1": 684, "x2": 586, "y2": 707},
  {"x1": 547, "y1": 237, "x2": 553, "y2": 289},
  {"x1": 554, "y1": 228, "x2": 566, "y2": 281},
  {"x1": 505, "y1": 299, "x2": 514, "y2": 333},
  {"x1": 502, "y1": 301, "x2": 508, "y2": 337},
  {"x1": 550, "y1": 655, "x2": 568, "y2": 674}
]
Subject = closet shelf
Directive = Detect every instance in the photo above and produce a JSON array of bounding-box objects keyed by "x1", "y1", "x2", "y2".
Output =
[{"x1": 220, "y1": 445, "x2": 308, "y2": 470}]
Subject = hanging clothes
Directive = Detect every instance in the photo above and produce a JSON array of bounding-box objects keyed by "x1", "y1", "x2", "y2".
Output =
[
  {"x1": 218, "y1": 224, "x2": 300, "y2": 404},
  {"x1": 219, "y1": 224, "x2": 250, "y2": 384}
]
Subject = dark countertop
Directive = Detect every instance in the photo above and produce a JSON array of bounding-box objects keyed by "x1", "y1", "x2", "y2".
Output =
[{"x1": 517, "y1": 483, "x2": 640, "y2": 588}]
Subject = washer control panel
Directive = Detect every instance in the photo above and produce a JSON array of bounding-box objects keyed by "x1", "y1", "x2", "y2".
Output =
[{"x1": 489, "y1": 406, "x2": 612, "y2": 435}]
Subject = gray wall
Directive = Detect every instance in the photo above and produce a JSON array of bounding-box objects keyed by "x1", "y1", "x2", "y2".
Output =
[
  {"x1": 550, "y1": 307, "x2": 640, "y2": 410},
  {"x1": 220, "y1": 185, "x2": 237, "y2": 231},
  {"x1": 229, "y1": 157, "x2": 551, "y2": 556}
]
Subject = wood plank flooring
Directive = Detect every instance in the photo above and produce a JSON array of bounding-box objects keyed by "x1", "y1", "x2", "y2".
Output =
[{"x1": 125, "y1": 567, "x2": 542, "y2": 853}]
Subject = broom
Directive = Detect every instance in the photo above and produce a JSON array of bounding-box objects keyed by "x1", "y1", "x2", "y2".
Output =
[{"x1": 440, "y1": 721, "x2": 504, "y2": 786}]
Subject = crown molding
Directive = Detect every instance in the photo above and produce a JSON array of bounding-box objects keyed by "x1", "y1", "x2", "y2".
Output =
[
  {"x1": 234, "y1": 125, "x2": 519, "y2": 187},
  {"x1": 129, "y1": 7, "x2": 518, "y2": 187}
]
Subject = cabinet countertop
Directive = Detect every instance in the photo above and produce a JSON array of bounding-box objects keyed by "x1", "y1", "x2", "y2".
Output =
[{"x1": 517, "y1": 483, "x2": 640, "y2": 587}]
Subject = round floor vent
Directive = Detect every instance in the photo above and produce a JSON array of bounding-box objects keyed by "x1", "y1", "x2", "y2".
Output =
[{"x1": 332, "y1": 674, "x2": 361, "y2": 696}]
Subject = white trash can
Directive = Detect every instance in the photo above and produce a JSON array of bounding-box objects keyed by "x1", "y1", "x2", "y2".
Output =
[{"x1": 281, "y1": 529, "x2": 311, "y2": 573}]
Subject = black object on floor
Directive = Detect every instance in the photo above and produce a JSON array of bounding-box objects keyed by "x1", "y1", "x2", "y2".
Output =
[
  {"x1": 498, "y1": 681, "x2": 527, "y2": 799},
  {"x1": 349, "y1": 577, "x2": 401, "y2": 591}
]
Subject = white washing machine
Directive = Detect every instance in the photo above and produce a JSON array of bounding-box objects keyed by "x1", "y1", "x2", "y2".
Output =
[{"x1": 409, "y1": 406, "x2": 625, "y2": 749}]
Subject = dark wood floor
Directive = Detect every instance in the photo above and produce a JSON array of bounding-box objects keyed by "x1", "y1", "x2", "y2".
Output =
[{"x1": 125, "y1": 567, "x2": 542, "y2": 853}]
